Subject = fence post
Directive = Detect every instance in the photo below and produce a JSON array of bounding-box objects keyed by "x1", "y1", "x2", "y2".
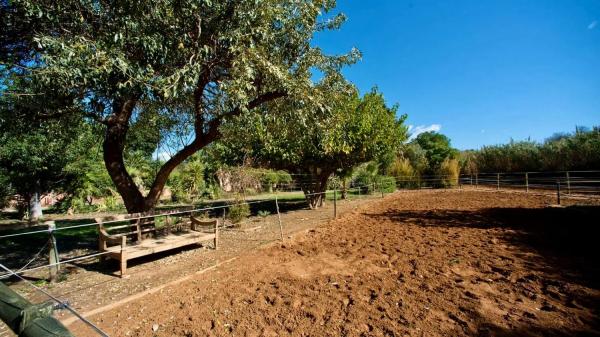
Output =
[
  {"x1": 525, "y1": 172, "x2": 529, "y2": 192},
  {"x1": 556, "y1": 180, "x2": 561, "y2": 205},
  {"x1": 496, "y1": 173, "x2": 500, "y2": 191},
  {"x1": 475, "y1": 173, "x2": 478, "y2": 189},
  {"x1": 333, "y1": 186, "x2": 337, "y2": 219},
  {"x1": 275, "y1": 193, "x2": 284, "y2": 241},
  {"x1": 47, "y1": 221, "x2": 59, "y2": 282},
  {"x1": 566, "y1": 172, "x2": 571, "y2": 194},
  {"x1": 380, "y1": 181, "x2": 384, "y2": 198}
]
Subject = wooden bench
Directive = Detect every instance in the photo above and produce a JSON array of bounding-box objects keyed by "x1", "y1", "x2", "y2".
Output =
[{"x1": 97, "y1": 215, "x2": 219, "y2": 277}]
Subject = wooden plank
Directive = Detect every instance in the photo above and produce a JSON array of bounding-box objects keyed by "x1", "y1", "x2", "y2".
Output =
[{"x1": 123, "y1": 233, "x2": 215, "y2": 259}]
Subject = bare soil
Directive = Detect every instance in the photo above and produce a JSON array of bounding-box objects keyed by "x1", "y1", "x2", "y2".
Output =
[{"x1": 63, "y1": 190, "x2": 600, "y2": 336}]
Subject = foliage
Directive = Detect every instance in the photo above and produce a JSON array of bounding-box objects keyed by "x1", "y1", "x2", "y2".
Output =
[
  {"x1": 219, "y1": 86, "x2": 408, "y2": 208},
  {"x1": 0, "y1": 168, "x2": 11, "y2": 209},
  {"x1": 2, "y1": 0, "x2": 358, "y2": 213},
  {"x1": 228, "y1": 198, "x2": 250, "y2": 225},
  {"x1": 257, "y1": 210, "x2": 271, "y2": 218},
  {"x1": 375, "y1": 176, "x2": 397, "y2": 193},
  {"x1": 400, "y1": 143, "x2": 429, "y2": 176},
  {"x1": 168, "y1": 154, "x2": 206, "y2": 203},
  {"x1": 0, "y1": 77, "x2": 90, "y2": 217},
  {"x1": 412, "y1": 132, "x2": 458, "y2": 175},
  {"x1": 461, "y1": 127, "x2": 600, "y2": 173},
  {"x1": 388, "y1": 157, "x2": 418, "y2": 188},
  {"x1": 353, "y1": 162, "x2": 380, "y2": 194},
  {"x1": 437, "y1": 158, "x2": 460, "y2": 187}
]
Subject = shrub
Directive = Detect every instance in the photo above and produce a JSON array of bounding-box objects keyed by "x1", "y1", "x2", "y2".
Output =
[
  {"x1": 375, "y1": 176, "x2": 396, "y2": 193},
  {"x1": 228, "y1": 198, "x2": 250, "y2": 225},
  {"x1": 258, "y1": 210, "x2": 271, "y2": 218},
  {"x1": 438, "y1": 158, "x2": 460, "y2": 187},
  {"x1": 388, "y1": 157, "x2": 418, "y2": 188}
]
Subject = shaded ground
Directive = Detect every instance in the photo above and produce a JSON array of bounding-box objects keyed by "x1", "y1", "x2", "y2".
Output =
[{"x1": 64, "y1": 189, "x2": 600, "y2": 337}]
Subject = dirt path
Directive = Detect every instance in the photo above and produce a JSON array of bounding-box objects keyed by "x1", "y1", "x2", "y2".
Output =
[{"x1": 52, "y1": 190, "x2": 600, "y2": 335}]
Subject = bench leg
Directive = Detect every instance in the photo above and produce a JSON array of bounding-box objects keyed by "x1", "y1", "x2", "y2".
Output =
[{"x1": 120, "y1": 259, "x2": 127, "y2": 277}]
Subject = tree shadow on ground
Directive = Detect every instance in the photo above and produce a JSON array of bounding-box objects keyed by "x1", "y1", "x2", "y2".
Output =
[
  {"x1": 370, "y1": 205, "x2": 600, "y2": 336},
  {"x1": 373, "y1": 205, "x2": 600, "y2": 289}
]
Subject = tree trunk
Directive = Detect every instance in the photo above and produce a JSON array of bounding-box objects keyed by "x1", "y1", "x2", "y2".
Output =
[
  {"x1": 103, "y1": 96, "x2": 216, "y2": 214},
  {"x1": 29, "y1": 191, "x2": 43, "y2": 222},
  {"x1": 341, "y1": 177, "x2": 348, "y2": 200},
  {"x1": 103, "y1": 97, "x2": 147, "y2": 213},
  {"x1": 102, "y1": 88, "x2": 284, "y2": 214},
  {"x1": 299, "y1": 168, "x2": 332, "y2": 209}
]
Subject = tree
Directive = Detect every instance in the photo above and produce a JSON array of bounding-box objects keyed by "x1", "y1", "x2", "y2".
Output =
[
  {"x1": 412, "y1": 132, "x2": 458, "y2": 175},
  {"x1": 463, "y1": 126, "x2": 600, "y2": 173},
  {"x1": 220, "y1": 86, "x2": 408, "y2": 208},
  {"x1": 0, "y1": 78, "x2": 89, "y2": 220},
  {"x1": 2, "y1": 0, "x2": 357, "y2": 213}
]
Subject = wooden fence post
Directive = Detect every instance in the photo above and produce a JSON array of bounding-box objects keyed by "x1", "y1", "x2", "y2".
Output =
[
  {"x1": 525, "y1": 172, "x2": 529, "y2": 192},
  {"x1": 566, "y1": 172, "x2": 571, "y2": 194},
  {"x1": 47, "y1": 221, "x2": 59, "y2": 282},
  {"x1": 475, "y1": 173, "x2": 478, "y2": 189},
  {"x1": 496, "y1": 173, "x2": 500, "y2": 191},
  {"x1": 556, "y1": 180, "x2": 561, "y2": 205}
]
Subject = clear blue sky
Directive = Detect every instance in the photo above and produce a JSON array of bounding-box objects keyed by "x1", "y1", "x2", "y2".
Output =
[{"x1": 315, "y1": 0, "x2": 600, "y2": 150}]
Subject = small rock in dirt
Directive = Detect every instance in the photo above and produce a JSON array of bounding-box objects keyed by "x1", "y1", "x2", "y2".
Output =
[{"x1": 152, "y1": 324, "x2": 159, "y2": 332}]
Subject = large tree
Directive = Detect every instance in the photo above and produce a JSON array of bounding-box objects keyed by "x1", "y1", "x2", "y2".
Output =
[
  {"x1": 412, "y1": 131, "x2": 458, "y2": 175},
  {"x1": 0, "y1": 77, "x2": 90, "y2": 220},
  {"x1": 2, "y1": 0, "x2": 357, "y2": 213},
  {"x1": 220, "y1": 85, "x2": 408, "y2": 208}
]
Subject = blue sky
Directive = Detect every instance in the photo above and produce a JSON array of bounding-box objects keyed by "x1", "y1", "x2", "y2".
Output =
[{"x1": 315, "y1": 0, "x2": 600, "y2": 150}]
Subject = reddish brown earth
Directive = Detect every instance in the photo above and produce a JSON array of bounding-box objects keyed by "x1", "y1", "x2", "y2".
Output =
[{"x1": 71, "y1": 190, "x2": 600, "y2": 336}]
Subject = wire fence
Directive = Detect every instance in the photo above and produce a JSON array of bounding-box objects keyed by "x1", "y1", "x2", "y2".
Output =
[{"x1": 1, "y1": 170, "x2": 598, "y2": 336}]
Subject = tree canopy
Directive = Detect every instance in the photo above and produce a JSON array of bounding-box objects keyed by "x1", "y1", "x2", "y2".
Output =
[
  {"x1": 2, "y1": 0, "x2": 358, "y2": 213},
  {"x1": 219, "y1": 85, "x2": 408, "y2": 208},
  {"x1": 412, "y1": 131, "x2": 458, "y2": 175}
]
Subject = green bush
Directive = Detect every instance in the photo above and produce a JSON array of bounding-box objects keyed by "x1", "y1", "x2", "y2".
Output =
[
  {"x1": 228, "y1": 198, "x2": 250, "y2": 225},
  {"x1": 376, "y1": 176, "x2": 396, "y2": 193}
]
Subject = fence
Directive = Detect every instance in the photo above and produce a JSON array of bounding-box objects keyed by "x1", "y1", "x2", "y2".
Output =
[
  {"x1": 459, "y1": 170, "x2": 600, "y2": 196},
  {"x1": 0, "y1": 180, "x2": 392, "y2": 337},
  {"x1": 1, "y1": 170, "x2": 598, "y2": 336}
]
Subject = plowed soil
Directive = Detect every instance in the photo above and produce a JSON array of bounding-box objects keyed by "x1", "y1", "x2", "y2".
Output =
[{"x1": 72, "y1": 190, "x2": 600, "y2": 336}]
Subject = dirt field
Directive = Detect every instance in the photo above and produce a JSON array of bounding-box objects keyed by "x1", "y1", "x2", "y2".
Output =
[{"x1": 67, "y1": 189, "x2": 600, "y2": 336}]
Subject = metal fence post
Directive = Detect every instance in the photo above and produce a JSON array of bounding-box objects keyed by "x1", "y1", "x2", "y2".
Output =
[
  {"x1": 525, "y1": 172, "x2": 529, "y2": 192},
  {"x1": 333, "y1": 186, "x2": 337, "y2": 219},
  {"x1": 275, "y1": 194, "x2": 283, "y2": 241},
  {"x1": 47, "y1": 221, "x2": 59, "y2": 282}
]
